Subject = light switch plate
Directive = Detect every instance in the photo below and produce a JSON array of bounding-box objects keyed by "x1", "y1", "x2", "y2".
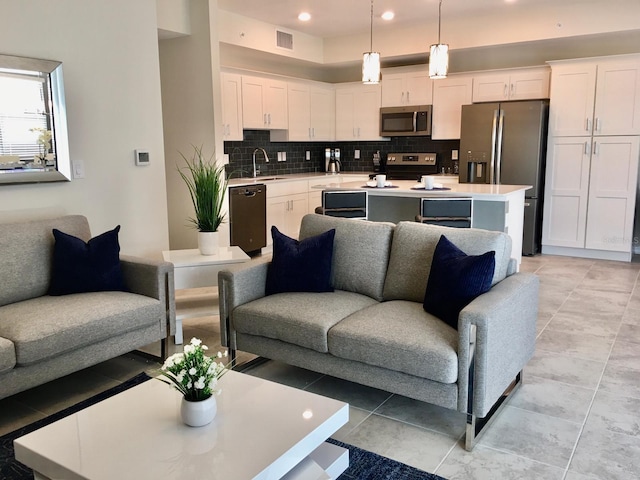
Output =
[
  {"x1": 452, "y1": 149, "x2": 459, "y2": 160},
  {"x1": 306, "y1": 151, "x2": 310, "y2": 160},
  {"x1": 72, "y1": 160, "x2": 85, "y2": 179},
  {"x1": 354, "y1": 149, "x2": 360, "y2": 159},
  {"x1": 135, "y1": 149, "x2": 150, "y2": 166}
]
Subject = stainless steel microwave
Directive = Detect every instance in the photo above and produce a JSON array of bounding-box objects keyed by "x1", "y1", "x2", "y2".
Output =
[{"x1": 380, "y1": 105, "x2": 432, "y2": 137}]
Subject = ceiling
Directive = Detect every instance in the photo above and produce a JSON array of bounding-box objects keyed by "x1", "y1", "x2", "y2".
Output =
[{"x1": 217, "y1": 0, "x2": 582, "y2": 39}]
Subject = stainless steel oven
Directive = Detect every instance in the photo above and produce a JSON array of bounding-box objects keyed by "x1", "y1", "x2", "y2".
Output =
[{"x1": 385, "y1": 152, "x2": 438, "y2": 180}]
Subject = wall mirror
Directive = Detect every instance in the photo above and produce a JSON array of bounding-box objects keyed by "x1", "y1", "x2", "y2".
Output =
[{"x1": 0, "y1": 53, "x2": 71, "y2": 184}]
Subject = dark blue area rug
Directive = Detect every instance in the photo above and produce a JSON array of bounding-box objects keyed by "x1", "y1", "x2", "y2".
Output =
[{"x1": 1, "y1": 373, "x2": 446, "y2": 480}]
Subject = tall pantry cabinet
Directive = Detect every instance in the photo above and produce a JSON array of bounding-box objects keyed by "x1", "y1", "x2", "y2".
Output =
[{"x1": 542, "y1": 55, "x2": 640, "y2": 261}]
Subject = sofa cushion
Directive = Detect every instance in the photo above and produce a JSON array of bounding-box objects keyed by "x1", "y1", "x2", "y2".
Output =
[
  {"x1": 0, "y1": 292, "x2": 162, "y2": 366},
  {"x1": 266, "y1": 226, "x2": 335, "y2": 295},
  {"x1": 383, "y1": 222, "x2": 511, "y2": 303},
  {"x1": 0, "y1": 215, "x2": 91, "y2": 307},
  {"x1": 49, "y1": 225, "x2": 126, "y2": 296},
  {"x1": 232, "y1": 290, "x2": 378, "y2": 353},
  {"x1": 423, "y1": 235, "x2": 495, "y2": 329},
  {"x1": 328, "y1": 300, "x2": 459, "y2": 384},
  {"x1": 299, "y1": 214, "x2": 395, "y2": 301},
  {"x1": 0, "y1": 337, "x2": 16, "y2": 373}
]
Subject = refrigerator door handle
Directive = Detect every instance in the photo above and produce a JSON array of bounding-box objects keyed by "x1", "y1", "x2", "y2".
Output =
[
  {"x1": 490, "y1": 109, "x2": 499, "y2": 184},
  {"x1": 495, "y1": 109, "x2": 505, "y2": 185}
]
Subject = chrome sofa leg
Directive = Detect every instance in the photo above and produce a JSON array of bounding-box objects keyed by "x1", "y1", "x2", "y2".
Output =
[{"x1": 465, "y1": 370, "x2": 523, "y2": 451}]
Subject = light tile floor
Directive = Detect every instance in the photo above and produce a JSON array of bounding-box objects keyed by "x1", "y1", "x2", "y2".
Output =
[{"x1": 2, "y1": 254, "x2": 639, "y2": 479}]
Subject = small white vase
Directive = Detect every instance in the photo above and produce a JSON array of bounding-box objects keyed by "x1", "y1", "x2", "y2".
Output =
[
  {"x1": 181, "y1": 395, "x2": 217, "y2": 427},
  {"x1": 198, "y1": 231, "x2": 219, "y2": 255}
]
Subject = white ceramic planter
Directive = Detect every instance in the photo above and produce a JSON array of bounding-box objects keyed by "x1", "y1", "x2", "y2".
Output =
[
  {"x1": 180, "y1": 395, "x2": 217, "y2": 427},
  {"x1": 197, "y1": 231, "x2": 219, "y2": 255}
]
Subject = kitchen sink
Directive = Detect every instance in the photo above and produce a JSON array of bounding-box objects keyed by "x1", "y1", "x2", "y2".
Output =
[{"x1": 256, "y1": 176, "x2": 286, "y2": 181}]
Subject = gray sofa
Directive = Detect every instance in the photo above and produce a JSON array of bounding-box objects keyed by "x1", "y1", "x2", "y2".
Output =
[
  {"x1": 0, "y1": 215, "x2": 175, "y2": 400},
  {"x1": 219, "y1": 214, "x2": 539, "y2": 450}
]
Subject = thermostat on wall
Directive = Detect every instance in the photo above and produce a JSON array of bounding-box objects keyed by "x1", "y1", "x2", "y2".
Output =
[{"x1": 135, "y1": 149, "x2": 150, "y2": 166}]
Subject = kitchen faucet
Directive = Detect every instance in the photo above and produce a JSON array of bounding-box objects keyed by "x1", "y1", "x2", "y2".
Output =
[{"x1": 252, "y1": 148, "x2": 270, "y2": 178}]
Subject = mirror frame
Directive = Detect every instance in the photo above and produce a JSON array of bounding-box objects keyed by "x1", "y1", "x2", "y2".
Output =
[{"x1": 0, "y1": 54, "x2": 71, "y2": 185}]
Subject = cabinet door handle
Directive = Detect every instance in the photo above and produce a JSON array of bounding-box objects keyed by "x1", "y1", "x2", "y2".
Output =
[
  {"x1": 264, "y1": 113, "x2": 268, "y2": 125},
  {"x1": 268, "y1": 113, "x2": 272, "y2": 125},
  {"x1": 595, "y1": 117, "x2": 600, "y2": 132},
  {"x1": 504, "y1": 84, "x2": 508, "y2": 98},
  {"x1": 593, "y1": 141, "x2": 598, "y2": 155},
  {"x1": 358, "y1": 127, "x2": 361, "y2": 137},
  {"x1": 407, "y1": 91, "x2": 410, "y2": 103},
  {"x1": 586, "y1": 118, "x2": 591, "y2": 132},
  {"x1": 584, "y1": 141, "x2": 590, "y2": 155},
  {"x1": 401, "y1": 91, "x2": 405, "y2": 103},
  {"x1": 312, "y1": 127, "x2": 315, "y2": 138},
  {"x1": 510, "y1": 83, "x2": 515, "y2": 96}
]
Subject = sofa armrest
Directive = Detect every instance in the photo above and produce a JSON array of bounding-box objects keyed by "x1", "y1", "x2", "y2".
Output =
[
  {"x1": 120, "y1": 255, "x2": 176, "y2": 336},
  {"x1": 457, "y1": 272, "x2": 539, "y2": 417},
  {"x1": 218, "y1": 257, "x2": 270, "y2": 348}
]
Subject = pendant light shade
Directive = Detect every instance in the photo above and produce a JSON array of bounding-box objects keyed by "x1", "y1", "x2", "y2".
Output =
[
  {"x1": 429, "y1": 44, "x2": 449, "y2": 79},
  {"x1": 362, "y1": 52, "x2": 381, "y2": 84},
  {"x1": 429, "y1": 0, "x2": 449, "y2": 79},
  {"x1": 362, "y1": 0, "x2": 381, "y2": 84}
]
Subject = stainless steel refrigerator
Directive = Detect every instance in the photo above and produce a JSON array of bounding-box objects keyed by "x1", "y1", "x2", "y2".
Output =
[{"x1": 459, "y1": 100, "x2": 549, "y2": 255}]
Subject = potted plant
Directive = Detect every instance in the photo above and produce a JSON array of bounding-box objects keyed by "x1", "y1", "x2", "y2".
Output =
[
  {"x1": 159, "y1": 337, "x2": 230, "y2": 427},
  {"x1": 178, "y1": 145, "x2": 228, "y2": 255}
]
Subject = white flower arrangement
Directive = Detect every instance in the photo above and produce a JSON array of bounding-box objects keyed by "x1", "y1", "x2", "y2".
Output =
[
  {"x1": 159, "y1": 337, "x2": 230, "y2": 401},
  {"x1": 29, "y1": 127, "x2": 52, "y2": 162}
]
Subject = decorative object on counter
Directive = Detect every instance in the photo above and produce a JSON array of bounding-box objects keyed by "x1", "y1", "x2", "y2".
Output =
[
  {"x1": 178, "y1": 145, "x2": 228, "y2": 255},
  {"x1": 429, "y1": 0, "x2": 449, "y2": 79},
  {"x1": 159, "y1": 337, "x2": 230, "y2": 427},
  {"x1": 29, "y1": 127, "x2": 53, "y2": 165},
  {"x1": 362, "y1": 0, "x2": 381, "y2": 84}
]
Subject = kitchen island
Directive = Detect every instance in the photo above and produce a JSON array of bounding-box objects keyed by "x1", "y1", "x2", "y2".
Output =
[{"x1": 320, "y1": 179, "x2": 531, "y2": 265}]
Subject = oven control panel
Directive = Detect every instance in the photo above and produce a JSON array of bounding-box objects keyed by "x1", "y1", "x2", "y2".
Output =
[{"x1": 387, "y1": 153, "x2": 437, "y2": 165}]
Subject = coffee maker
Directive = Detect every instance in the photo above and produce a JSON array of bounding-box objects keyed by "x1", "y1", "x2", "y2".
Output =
[{"x1": 325, "y1": 148, "x2": 341, "y2": 173}]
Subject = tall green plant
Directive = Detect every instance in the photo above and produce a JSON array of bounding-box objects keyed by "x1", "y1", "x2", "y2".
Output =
[{"x1": 178, "y1": 145, "x2": 228, "y2": 232}]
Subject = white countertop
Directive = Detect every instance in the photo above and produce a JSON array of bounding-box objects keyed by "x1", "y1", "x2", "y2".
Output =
[
  {"x1": 227, "y1": 172, "x2": 461, "y2": 187},
  {"x1": 227, "y1": 172, "x2": 372, "y2": 187},
  {"x1": 330, "y1": 180, "x2": 531, "y2": 200}
]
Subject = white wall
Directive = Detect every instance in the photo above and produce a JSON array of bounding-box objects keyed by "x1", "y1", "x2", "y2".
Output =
[
  {"x1": 0, "y1": 0, "x2": 170, "y2": 258},
  {"x1": 159, "y1": 0, "x2": 228, "y2": 251}
]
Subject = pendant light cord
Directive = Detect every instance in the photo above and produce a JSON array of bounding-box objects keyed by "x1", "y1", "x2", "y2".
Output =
[
  {"x1": 370, "y1": 0, "x2": 374, "y2": 51},
  {"x1": 438, "y1": 0, "x2": 442, "y2": 44}
]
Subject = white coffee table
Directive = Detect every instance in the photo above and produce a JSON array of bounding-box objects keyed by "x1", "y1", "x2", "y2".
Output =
[
  {"x1": 162, "y1": 247, "x2": 250, "y2": 344},
  {"x1": 14, "y1": 371, "x2": 349, "y2": 480}
]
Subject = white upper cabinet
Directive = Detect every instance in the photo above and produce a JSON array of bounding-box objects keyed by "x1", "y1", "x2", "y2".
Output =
[
  {"x1": 221, "y1": 72, "x2": 243, "y2": 141},
  {"x1": 472, "y1": 67, "x2": 550, "y2": 103},
  {"x1": 593, "y1": 60, "x2": 640, "y2": 135},
  {"x1": 241, "y1": 75, "x2": 288, "y2": 130},
  {"x1": 335, "y1": 83, "x2": 384, "y2": 141},
  {"x1": 273, "y1": 82, "x2": 335, "y2": 142},
  {"x1": 549, "y1": 56, "x2": 640, "y2": 137},
  {"x1": 431, "y1": 75, "x2": 473, "y2": 140},
  {"x1": 381, "y1": 67, "x2": 432, "y2": 107}
]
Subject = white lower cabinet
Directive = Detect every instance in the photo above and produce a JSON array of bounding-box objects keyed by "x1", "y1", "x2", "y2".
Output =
[
  {"x1": 542, "y1": 135, "x2": 640, "y2": 257},
  {"x1": 265, "y1": 180, "x2": 309, "y2": 244}
]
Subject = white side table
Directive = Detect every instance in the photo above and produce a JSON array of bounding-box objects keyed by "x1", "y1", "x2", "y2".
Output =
[{"x1": 162, "y1": 247, "x2": 250, "y2": 344}]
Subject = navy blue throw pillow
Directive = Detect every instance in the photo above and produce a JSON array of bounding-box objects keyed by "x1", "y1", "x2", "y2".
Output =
[
  {"x1": 423, "y1": 235, "x2": 495, "y2": 329},
  {"x1": 48, "y1": 225, "x2": 126, "y2": 296},
  {"x1": 265, "y1": 226, "x2": 336, "y2": 295}
]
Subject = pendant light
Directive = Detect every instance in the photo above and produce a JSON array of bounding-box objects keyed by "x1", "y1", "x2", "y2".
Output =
[
  {"x1": 362, "y1": 0, "x2": 381, "y2": 84},
  {"x1": 429, "y1": 0, "x2": 449, "y2": 79}
]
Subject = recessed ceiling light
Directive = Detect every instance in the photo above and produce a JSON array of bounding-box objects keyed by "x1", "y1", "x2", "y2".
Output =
[
  {"x1": 381, "y1": 11, "x2": 394, "y2": 21},
  {"x1": 298, "y1": 12, "x2": 311, "y2": 21}
]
